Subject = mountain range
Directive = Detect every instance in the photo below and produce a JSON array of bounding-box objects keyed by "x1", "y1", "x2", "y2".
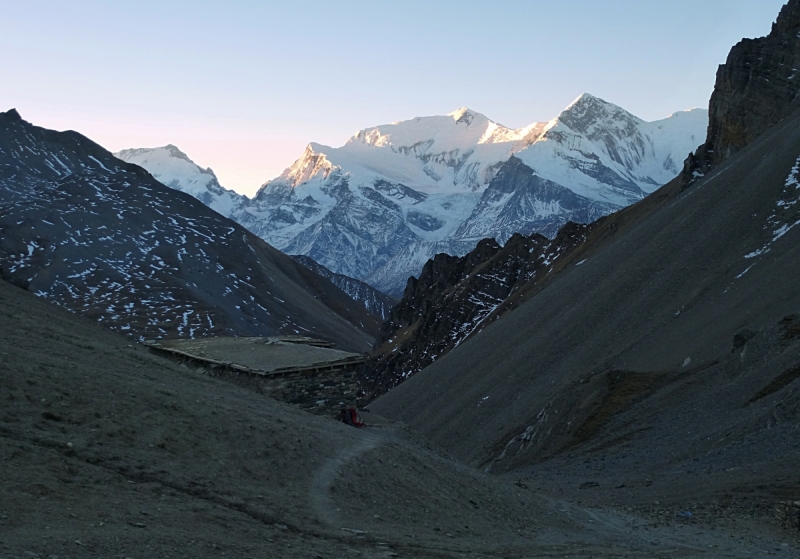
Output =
[
  {"x1": 362, "y1": 0, "x2": 800, "y2": 398},
  {"x1": 117, "y1": 96, "x2": 706, "y2": 295},
  {"x1": 3, "y1": 0, "x2": 800, "y2": 556}
]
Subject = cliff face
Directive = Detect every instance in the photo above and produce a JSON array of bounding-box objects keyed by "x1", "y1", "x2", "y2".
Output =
[{"x1": 685, "y1": 0, "x2": 800, "y2": 181}]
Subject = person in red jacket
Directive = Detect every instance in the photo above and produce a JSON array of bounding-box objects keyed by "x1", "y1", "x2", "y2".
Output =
[{"x1": 339, "y1": 406, "x2": 365, "y2": 427}]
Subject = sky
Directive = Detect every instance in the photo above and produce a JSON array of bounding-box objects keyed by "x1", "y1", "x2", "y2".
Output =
[{"x1": 0, "y1": 0, "x2": 788, "y2": 197}]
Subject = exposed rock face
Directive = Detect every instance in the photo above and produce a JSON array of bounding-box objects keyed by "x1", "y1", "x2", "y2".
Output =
[
  {"x1": 290, "y1": 255, "x2": 397, "y2": 320},
  {"x1": 360, "y1": 221, "x2": 591, "y2": 399},
  {"x1": 451, "y1": 156, "x2": 616, "y2": 241},
  {"x1": 685, "y1": 0, "x2": 800, "y2": 182}
]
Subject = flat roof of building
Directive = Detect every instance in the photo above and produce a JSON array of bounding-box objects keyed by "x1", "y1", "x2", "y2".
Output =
[{"x1": 145, "y1": 336, "x2": 366, "y2": 375}]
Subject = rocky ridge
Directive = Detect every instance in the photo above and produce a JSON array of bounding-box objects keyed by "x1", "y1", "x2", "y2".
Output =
[
  {"x1": 684, "y1": 0, "x2": 800, "y2": 182},
  {"x1": 360, "y1": 221, "x2": 591, "y2": 398}
]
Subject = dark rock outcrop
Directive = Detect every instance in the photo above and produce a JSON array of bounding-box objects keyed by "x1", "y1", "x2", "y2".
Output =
[
  {"x1": 684, "y1": 0, "x2": 800, "y2": 183},
  {"x1": 360, "y1": 222, "x2": 591, "y2": 399}
]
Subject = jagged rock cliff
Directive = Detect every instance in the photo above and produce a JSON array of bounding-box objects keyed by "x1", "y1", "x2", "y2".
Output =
[
  {"x1": 685, "y1": 0, "x2": 800, "y2": 181},
  {"x1": 360, "y1": 221, "x2": 591, "y2": 398}
]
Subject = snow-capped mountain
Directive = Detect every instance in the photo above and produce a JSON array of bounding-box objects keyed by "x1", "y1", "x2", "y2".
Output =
[
  {"x1": 115, "y1": 145, "x2": 247, "y2": 218},
  {"x1": 238, "y1": 94, "x2": 705, "y2": 294},
  {"x1": 114, "y1": 145, "x2": 393, "y2": 316},
  {"x1": 120, "y1": 95, "x2": 707, "y2": 295}
]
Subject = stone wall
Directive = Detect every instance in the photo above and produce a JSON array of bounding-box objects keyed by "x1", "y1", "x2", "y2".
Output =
[
  {"x1": 776, "y1": 500, "x2": 800, "y2": 531},
  {"x1": 146, "y1": 342, "x2": 363, "y2": 417},
  {"x1": 207, "y1": 365, "x2": 360, "y2": 417}
]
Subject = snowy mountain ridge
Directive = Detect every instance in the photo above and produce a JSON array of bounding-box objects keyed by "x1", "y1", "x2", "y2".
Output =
[
  {"x1": 119, "y1": 94, "x2": 707, "y2": 295},
  {"x1": 115, "y1": 145, "x2": 247, "y2": 218}
]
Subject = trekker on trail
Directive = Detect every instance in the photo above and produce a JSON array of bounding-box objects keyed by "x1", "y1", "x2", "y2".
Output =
[{"x1": 339, "y1": 406, "x2": 365, "y2": 427}]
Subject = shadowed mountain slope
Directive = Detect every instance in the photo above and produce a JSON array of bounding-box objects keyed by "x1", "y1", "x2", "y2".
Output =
[
  {"x1": 3, "y1": 276, "x2": 797, "y2": 556},
  {"x1": 371, "y1": 103, "x2": 800, "y2": 512},
  {"x1": 0, "y1": 109, "x2": 377, "y2": 352},
  {"x1": 372, "y1": 100, "x2": 800, "y2": 470},
  {"x1": 360, "y1": 222, "x2": 591, "y2": 398}
]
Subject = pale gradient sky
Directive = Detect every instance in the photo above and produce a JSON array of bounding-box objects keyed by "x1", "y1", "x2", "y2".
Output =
[{"x1": 0, "y1": 0, "x2": 788, "y2": 196}]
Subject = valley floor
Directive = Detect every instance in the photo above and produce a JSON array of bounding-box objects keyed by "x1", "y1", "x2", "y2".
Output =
[{"x1": 1, "y1": 279, "x2": 797, "y2": 558}]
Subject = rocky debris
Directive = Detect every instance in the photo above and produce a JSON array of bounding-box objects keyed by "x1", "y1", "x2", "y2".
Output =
[
  {"x1": 684, "y1": 0, "x2": 800, "y2": 184},
  {"x1": 291, "y1": 254, "x2": 397, "y2": 320},
  {"x1": 360, "y1": 221, "x2": 591, "y2": 399},
  {"x1": 776, "y1": 501, "x2": 800, "y2": 530}
]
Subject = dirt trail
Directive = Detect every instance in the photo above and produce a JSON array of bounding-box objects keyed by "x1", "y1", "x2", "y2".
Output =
[
  {"x1": 310, "y1": 428, "x2": 385, "y2": 528},
  {"x1": 2, "y1": 279, "x2": 798, "y2": 558}
]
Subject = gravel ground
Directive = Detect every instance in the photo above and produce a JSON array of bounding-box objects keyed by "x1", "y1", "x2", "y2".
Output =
[{"x1": 1, "y1": 278, "x2": 798, "y2": 558}]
